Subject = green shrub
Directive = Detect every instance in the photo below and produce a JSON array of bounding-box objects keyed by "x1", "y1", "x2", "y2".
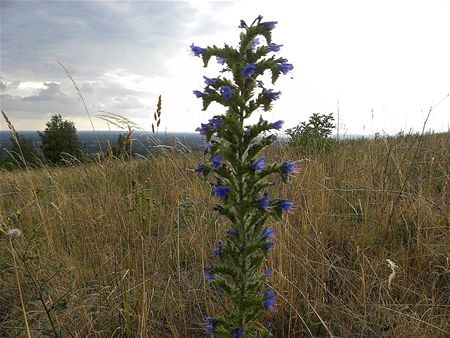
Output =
[{"x1": 286, "y1": 113, "x2": 335, "y2": 155}]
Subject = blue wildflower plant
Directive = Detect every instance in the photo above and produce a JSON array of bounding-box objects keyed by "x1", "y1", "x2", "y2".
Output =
[{"x1": 192, "y1": 16, "x2": 296, "y2": 337}]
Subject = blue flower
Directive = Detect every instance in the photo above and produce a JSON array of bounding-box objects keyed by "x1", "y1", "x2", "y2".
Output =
[
  {"x1": 264, "y1": 268, "x2": 273, "y2": 278},
  {"x1": 212, "y1": 240, "x2": 224, "y2": 255},
  {"x1": 227, "y1": 228, "x2": 238, "y2": 236},
  {"x1": 264, "y1": 321, "x2": 273, "y2": 330},
  {"x1": 203, "y1": 76, "x2": 217, "y2": 86},
  {"x1": 258, "y1": 193, "x2": 270, "y2": 211},
  {"x1": 265, "y1": 90, "x2": 282, "y2": 101},
  {"x1": 204, "y1": 267, "x2": 215, "y2": 282},
  {"x1": 278, "y1": 63, "x2": 294, "y2": 75},
  {"x1": 195, "y1": 164, "x2": 204, "y2": 173},
  {"x1": 213, "y1": 185, "x2": 230, "y2": 200},
  {"x1": 270, "y1": 120, "x2": 284, "y2": 130},
  {"x1": 263, "y1": 290, "x2": 276, "y2": 309},
  {"x1": 211, "y1": 155, "x2": 222, "y2": 168},
  {"x1": 208, "y1": 117, "x2": 222, "y2": 130},
  {"x1": 281, "y1": 160, "x2": 298, "y2": 180},
  {"x1": 216, "y1": 56, "x2": 225, "y2": 65},
  {"x1": 204, "y1": 316, "x2": 217, "y2": 333},
  {"x1": 264, "y1": 241, "x2": 275, "y2": 250},
  {"x1": 250, "y1": 155, "x2": 266, "y2": 173},
  {"x1": 196, "y1": 123, "x2": 209, "y2": 136},
  {"x1": 211, "y1": 241, "x2": 223, "y2": 256},
  {"x1": 263, "y1": 21, "x2": 278, "y2": 31},
  {"x1": 220, "y1": 86, "x2": 233, "y2": 101},
  {"x1": 279, "y1": 199, "x2": 293, "y2": 212},
  {"x1": 191, "y1": 43, "x2": 206, "y2": 57},
  {"x1": 193, "y1": 90, "x2": 205, "y2": 98},
  {"x1": 232, "y1": 328, "x2": 244, "y2": 338},
  {"x1": 252, "y1": 38, "x2": 260, "y2": 48},
  {"x1": 239, "y1": 19, "x2": 247, "y2": 28},
  {"x1": 212, "y1": 247, "x2": 223, "y2": 255},
  {"x1": 241, "y1": 64, "x2": 256, "y2": 77},
  {"x1": 281, "y1": 160, "x2": 297, "y2": 173},
  {"x1": 262, "y1": 227, "x2": 274, "y2": 239},
  {"x1": 204, "y1": 142, "x2": 212, "y2": 154},
  {"x1": 268, "y1": 43, "x2": 283, "y2": 52}
]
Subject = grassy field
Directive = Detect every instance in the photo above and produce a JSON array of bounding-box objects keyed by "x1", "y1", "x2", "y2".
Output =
[{"x1": 1, "y1": 132, "x2": 449, "y2": 337}]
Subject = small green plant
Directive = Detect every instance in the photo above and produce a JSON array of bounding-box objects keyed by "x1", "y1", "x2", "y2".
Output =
[
  {"x1": 174, "y1": 195, "x2": 194, "y2": 233},
  {"x1": 286, "y1": 112, "x2": 335, "y2": 155}
]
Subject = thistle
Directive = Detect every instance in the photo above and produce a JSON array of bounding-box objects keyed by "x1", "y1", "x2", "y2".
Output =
[{"x1": 192, "y1": 16, "x2": 296, "y2": 337}]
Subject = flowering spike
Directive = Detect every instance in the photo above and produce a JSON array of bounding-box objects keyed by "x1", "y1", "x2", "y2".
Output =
[{"x1": 192, "y1": 17, "x2": 294, "y2": 336}]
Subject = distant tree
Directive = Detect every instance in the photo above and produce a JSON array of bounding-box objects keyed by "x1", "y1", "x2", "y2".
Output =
[
  {"x1": 286, "y1": 113, "x2": 335, "y2": 155},
  {"x1": 9, "y1": 133, "x2": 40, "y2": 167},
  {"x1": 38, "y1": 114, "x2": 83, "y2": 164}
]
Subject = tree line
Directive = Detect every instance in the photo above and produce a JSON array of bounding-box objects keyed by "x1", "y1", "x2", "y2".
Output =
[
  {"x1": 1, "y1": 114, "x2": 129, "y2": 169},
  {"x1": 2, "y1": 112, "x2": 338, "y2": 170}
]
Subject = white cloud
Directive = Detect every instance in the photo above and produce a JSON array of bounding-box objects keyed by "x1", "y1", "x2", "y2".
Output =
[
  {"x1": 1, "y1": 0, "x2": 449, "y2": 133},
  {"x1": 23, "y1": 82, "x2": 65, "y2": 101},
  {"x1": 17, "y1": 81, "x2": 48, "y2": 91}
]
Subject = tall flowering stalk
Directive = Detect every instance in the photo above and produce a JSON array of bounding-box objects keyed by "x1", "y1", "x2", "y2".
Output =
[{"x1": 192, "y1": 16, "x2": 296, "y2": 337}]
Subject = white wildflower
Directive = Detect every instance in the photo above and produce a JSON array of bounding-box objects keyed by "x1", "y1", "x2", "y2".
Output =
[
  {"x1": 7, "y1": 228, "x2": 22, "y2": 238},
  {"x1": 386, "y1": 259, "x2": 398, "y2": 290}
]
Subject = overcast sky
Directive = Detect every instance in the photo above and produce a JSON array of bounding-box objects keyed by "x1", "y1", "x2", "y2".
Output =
[{"x1": 1, "y1": 0, "x2": 449, "y2": 135}]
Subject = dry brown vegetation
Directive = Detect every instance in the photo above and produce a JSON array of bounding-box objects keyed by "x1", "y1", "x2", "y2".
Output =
[{"x1": 1, "y1": 133, "x2": 449, "y2": 337}]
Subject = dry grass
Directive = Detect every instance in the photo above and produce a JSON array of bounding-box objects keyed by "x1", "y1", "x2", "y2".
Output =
[{"x1": 0, "y1": 133, "x2": 449, "y2": 337}]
